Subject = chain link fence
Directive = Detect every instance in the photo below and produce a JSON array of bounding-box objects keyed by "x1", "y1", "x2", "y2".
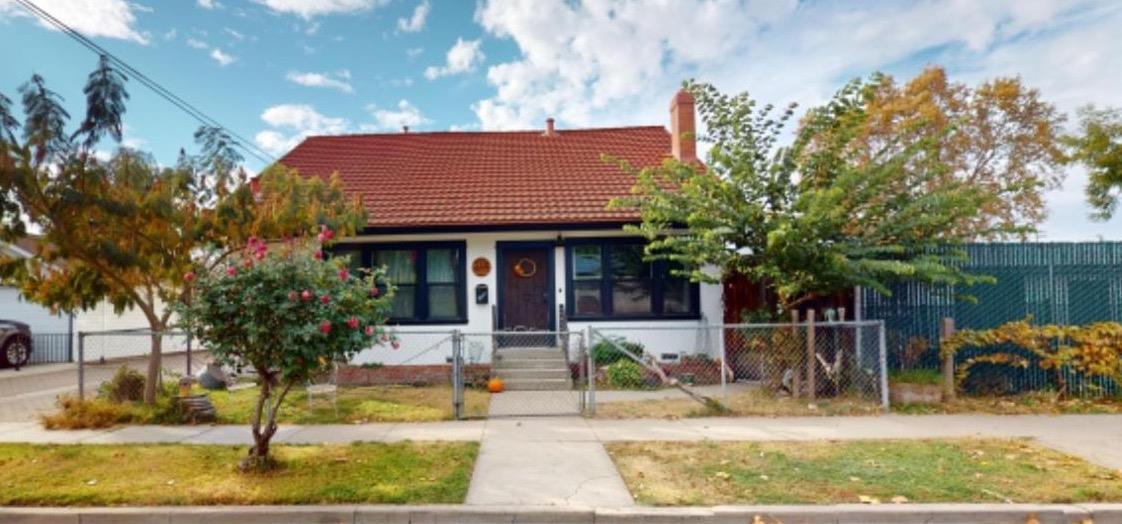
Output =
[
  {"x1": 77, "y1": 329, "x2": 196, "y2": 400},
  {"x1": 863, "y1": 242, "x2": 1122, "y2": 397},
  {"x1": 588, "y1": 321, "x2": 888, "y2": 415}
]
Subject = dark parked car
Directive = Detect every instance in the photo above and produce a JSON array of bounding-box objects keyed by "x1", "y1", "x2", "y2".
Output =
[{"x1": 0, "y1": 320, "x2": 32, "y2": 370}]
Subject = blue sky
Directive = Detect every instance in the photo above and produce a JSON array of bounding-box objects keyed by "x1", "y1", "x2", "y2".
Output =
[{"x1": 1, "y1": 0, "x2": 1121, "y2": 240}]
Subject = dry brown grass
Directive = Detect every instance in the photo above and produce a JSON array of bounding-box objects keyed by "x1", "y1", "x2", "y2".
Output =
[
  {"x1": 594, "y1": 388, "x2": 883, "y2": 419},
  {"x1": 607, "y1": 439, "x2": 1122, "y2": 505}
]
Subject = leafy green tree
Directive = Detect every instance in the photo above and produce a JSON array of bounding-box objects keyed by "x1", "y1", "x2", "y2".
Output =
[
  {"x1": 1065, "y1": 105, "x2": 1122, "y2": 220},
  {"x1": 176, "y1": 233, "x2": 393, "y2": 470},
  {"x1": 612, "y1": 79, "x2": 1004, "y2": 312},
  {"x1": 0, "y1": 59, "x2": 365, "y2": 403}
]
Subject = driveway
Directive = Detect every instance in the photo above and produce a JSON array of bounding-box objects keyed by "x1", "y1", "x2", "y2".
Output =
[{"x1": 0, "y1": 351, "x2": 199, "y2": 421}]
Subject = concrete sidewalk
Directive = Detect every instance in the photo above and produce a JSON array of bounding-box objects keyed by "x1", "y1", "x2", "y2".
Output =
[
  {"x1": 3, "y1": 414, "x2": 1122, "y2": 509},
  {"x1": 3, "y1": 414, "x2": 1120, "y2": 465}
]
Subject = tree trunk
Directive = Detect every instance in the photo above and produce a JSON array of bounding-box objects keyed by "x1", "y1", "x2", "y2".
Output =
[
  {"x1": 240, "y1": 377, "x2": 293, "y2": 471},
  {"x1": 143, "y1": 331, "x2": 163, "y2": 404}
]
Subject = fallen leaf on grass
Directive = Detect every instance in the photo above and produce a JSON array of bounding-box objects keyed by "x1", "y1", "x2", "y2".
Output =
[
  {"x1": 857, "y1": 495, "x2": 881, "y2": 504},
  {"x1": 890, "y1": 495, "x2": 909, "y2": 504},
  {"x1": 849, "y1": 476, "x2": 861, "y2": 482}
]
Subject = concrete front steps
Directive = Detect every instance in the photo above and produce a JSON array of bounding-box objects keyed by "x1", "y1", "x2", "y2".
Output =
[{"x1": 493, "y1": 347, "x2": 572, "y2": 391}]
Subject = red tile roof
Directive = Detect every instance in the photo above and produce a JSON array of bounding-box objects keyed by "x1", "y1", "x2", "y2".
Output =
[{"x1": 277, "y1": 126, "x2": 673, "y2": 229}]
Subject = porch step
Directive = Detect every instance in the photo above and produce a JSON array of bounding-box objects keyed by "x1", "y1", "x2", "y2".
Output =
[
  {"x1": 495, "y1": 348, "x2": 566, "y2": 360},
  {"x1": 500, "y1": 378, "x2": 574, "y2": 391},
  {"x1": 493, "y1": 358, "x2": 570, "y2": 370},
  {"x1": 494, "y1": 367, "x2": 572, "y2": 381}
]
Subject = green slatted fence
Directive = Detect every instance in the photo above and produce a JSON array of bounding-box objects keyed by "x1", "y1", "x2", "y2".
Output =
[{"x1": 862, "y1": 242, "x2": 1122, "y2": 397}]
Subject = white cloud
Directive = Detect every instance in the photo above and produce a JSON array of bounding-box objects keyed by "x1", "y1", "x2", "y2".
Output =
[
  {"x1": 424, "y1": 37, "x2": 484, "y2": 80},
  {"x1": 364, "y1": 99, "x2": 431, "y2": 130},
  {"x1": 196, "y1": 0, "x2": 219, "y2": 9},
  {"x1": 224, "y1": 27, "x2": 244, "y2": 40},
  {"x1": 286, "y1": 70, "x2": 354, "y2": 93},
  {"x1": 406, "y1": 46, "x2": 423, "y2": 58},
  {"x1": 397, "y1": 1, "x2": 429, "y2": 32},
  {"x1": 163, "y1": 28, "x2": 176, "y2": 40},
  {"x1": 0, "y1": 0, "x2": 149, "y2": 44},
  {"x1": 255, "y1": 104, "x2": 351, "y2": 155},
  {"x1": 467, "y1": 0, "x2": 1122, "y2": 239},
  {"x1": 252, "y1": 0, "x2": 388, "y2": 19},
  {"x1": 209, "y1": 47, "x2": 236, "y2": 66},
  {"x1": 304, "y1": 20, "x2": 320, "y2": 35},
  {"x1": 185, "y1": 37, "x2": 207, "y2": 49}
]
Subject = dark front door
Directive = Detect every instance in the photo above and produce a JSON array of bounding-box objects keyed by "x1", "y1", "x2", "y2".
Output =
[{"x1": 499, "y1": 245, "x2": 553, "y2": 345}]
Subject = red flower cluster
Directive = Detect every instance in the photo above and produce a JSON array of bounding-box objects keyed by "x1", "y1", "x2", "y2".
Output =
[{"x1": 317, "y1": 225, "x2": 335, "y2": 244}]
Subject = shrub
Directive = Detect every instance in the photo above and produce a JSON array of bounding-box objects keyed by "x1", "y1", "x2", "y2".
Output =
[
  {"x1": 99, "y1": 366, "x2": 146, "y2": 403},
  {"x1": 41, "y1": 395, "x2": 136, "y2": 429},
  {"x1": 941, "y1": 318, "x2": 1122, "y2": 398},
  {"x1": 606, "y1": 359, "x2": 645, "y2": 389},
  {"x1": 593, "y1": 337, "x2": 645, "y2": 366}
]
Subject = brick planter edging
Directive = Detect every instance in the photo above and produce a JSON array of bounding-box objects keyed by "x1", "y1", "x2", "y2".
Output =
[{"x1": 4, "y1": 503, "x2": 1121, "y2": 524}]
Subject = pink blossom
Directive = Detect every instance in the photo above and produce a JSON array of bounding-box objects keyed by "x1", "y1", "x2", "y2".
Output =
[
  {"x1": 226, "y1": 266, "x2": 237, "y2": 277},
  {"x1": 320, "y1": 294, "x2": 330, "y2": 304},
  {"x1": 313, "y1": 250, "x2": 324, "y2": 260},
  {"x1": 317, "y1": 224, "x2": 334, "y2": 243},
  {"x1": 301, "y1": 289, "x2": 312, "y2": 302},
  {"x1": 338, "y1": 268, "x2": 349, "y2": 281},
  {"x1": 391, "y1": 339, "x2": 401, "y2": 350},
  {"x1": 242, "y1": 258, "x2": 253, "y2": 268},
  {"x1": 255, "y1": 250, "x2": 266, "y2": 260},
  {"x1": 288, "y1": 291, "x2": 298, "y2": 302},
  {"x1": 347, "y1": 317, "x2": 360, "y2": 329},
  {"x1": 369, "y1": 287, "x2": 380, "y2": 297},
  {"x1": 183, "y1": 272, "x2": 196, "y2": 283},
  {"x1": 318, "y1": 320, "x2": 332, "y2": 334},
  {"x1": 364, "y1": 325, "x2": 376, "y2": 337}
]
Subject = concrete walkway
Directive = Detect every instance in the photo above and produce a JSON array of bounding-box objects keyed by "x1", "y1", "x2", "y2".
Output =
[{"x1": 2, "y1": 414, "x2": 1122, "y2": 509}]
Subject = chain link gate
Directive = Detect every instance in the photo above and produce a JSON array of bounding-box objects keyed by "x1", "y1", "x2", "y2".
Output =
[{"x1": 452, "y1": 330, "x2": 590, "y2": 418}]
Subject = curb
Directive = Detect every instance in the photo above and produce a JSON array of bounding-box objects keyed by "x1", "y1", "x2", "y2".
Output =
[{"x1": 2, "y1": 504, "x2": 1122, "y2": 524}]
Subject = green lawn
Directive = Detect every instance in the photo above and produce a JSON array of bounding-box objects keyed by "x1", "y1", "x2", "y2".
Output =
[
  {"x1": 0, "y1": 442, "x2": 477, "y2": 506},
  {"x1": 607, "y1": 439, "x2": 1122, "y2": 505},
  {"x1": 206, "y1": 384, "x2": 490, "y2": 424},
  {"x1": 42, "y1": 385, "x2": 491, "y2": 429}
]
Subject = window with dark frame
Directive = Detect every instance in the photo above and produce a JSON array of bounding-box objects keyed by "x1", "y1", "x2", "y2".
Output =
[
  {"x1": 566, "y1": 239, "x2": 698, "y2": 320},
  {"x1": 333, "y1": 242, "x2": 467, "y2": 324}
]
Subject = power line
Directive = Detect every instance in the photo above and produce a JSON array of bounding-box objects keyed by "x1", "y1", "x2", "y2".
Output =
[{"x1": 13, "y1": 0, "x2": 276, "y2": 165}]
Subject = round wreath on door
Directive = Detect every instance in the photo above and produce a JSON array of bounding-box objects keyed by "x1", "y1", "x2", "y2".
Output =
[{"x1": 512, "y1": 257, "x2": 537, "y2": 278}]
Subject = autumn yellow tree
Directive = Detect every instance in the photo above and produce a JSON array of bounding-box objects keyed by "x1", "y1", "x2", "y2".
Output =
[
  {"x1": 0, "y1": 59, "x2": 363, "y2": 403},
  {"x1": 833, "y1": 66, "x2": 1067, "y2": 237}
]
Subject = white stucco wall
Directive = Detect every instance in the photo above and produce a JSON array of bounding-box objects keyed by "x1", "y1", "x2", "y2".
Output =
[
  {"x1": 345, "y1": 229, "x2": 724, "y2": 366},
  {"x1": 0, "y1": 287, "x2": 70, "y2": 334}
]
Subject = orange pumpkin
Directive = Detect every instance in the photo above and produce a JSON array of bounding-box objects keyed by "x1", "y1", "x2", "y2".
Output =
[{"x1": 487, "y1": 377, "x2": 504, "y2": 393}]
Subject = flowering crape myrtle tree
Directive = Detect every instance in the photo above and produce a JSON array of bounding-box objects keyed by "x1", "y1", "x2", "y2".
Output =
[{"x1": 177, "y1": 228, "x2": 393, "y2": 470}]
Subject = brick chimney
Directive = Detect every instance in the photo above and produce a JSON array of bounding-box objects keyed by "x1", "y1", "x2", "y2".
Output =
[
  {"x1": 669, "y1": 88, "x2": 696, "y2": 162},
  {"x1": 543, "y1": 117, "x2": 557, "y2": 137}
]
